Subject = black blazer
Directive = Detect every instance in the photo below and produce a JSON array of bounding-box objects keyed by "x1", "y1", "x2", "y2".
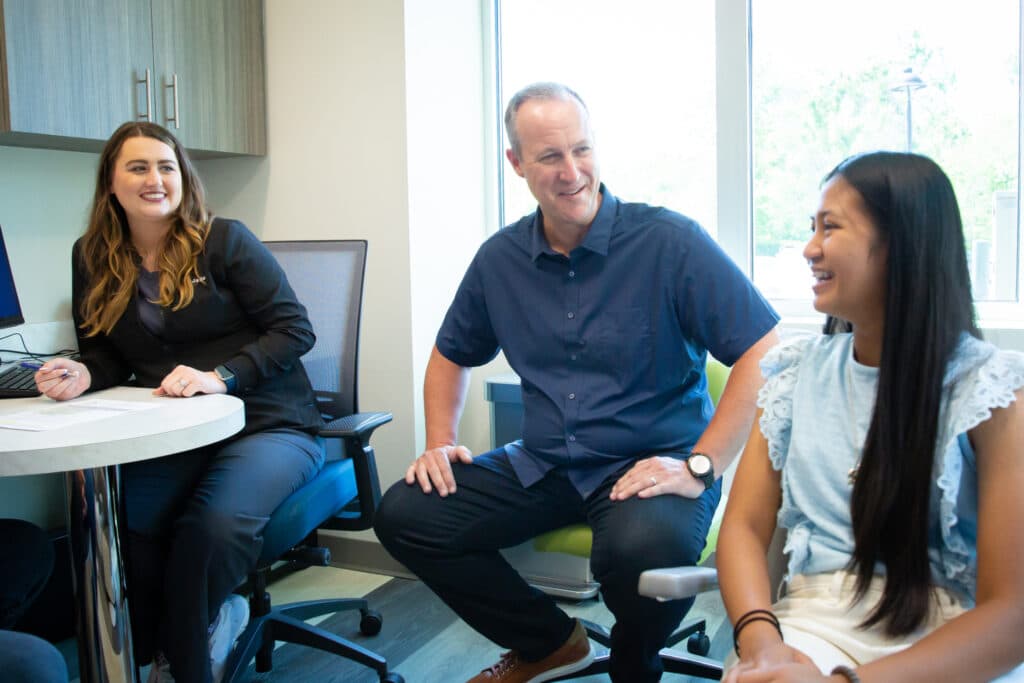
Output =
[{"x1": 72, "y1": 218, "x2": 323, "y2": 436}]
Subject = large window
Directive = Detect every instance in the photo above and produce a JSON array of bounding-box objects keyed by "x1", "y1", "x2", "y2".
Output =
[
  {"x1": 496, "y1": 0, "x2": 1023, "y2": 315},
  {"x1": 752, "y1": 1, "x2": 1021, "y2": 304},
  {"x1": 497, "y1": 1, "x2": 718, "y2": 236}
]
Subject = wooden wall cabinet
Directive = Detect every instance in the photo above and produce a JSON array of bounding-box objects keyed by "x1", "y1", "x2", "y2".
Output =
[{"x1": 0, "y1": 0, "x2": 266, "y2": 157}]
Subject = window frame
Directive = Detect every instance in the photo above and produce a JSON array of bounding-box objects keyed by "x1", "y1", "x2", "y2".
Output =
[{"x1": 491, "y1": 0, "x2": 1024, "y2": 325}]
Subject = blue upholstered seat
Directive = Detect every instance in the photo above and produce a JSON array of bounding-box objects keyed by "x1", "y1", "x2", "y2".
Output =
[{"x1": 258, "y1": 457, "x2": 357, "y2": 563}]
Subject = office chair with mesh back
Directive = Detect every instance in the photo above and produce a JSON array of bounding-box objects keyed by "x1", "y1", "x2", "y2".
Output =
[
  {"x1": 537, "y1": 358, "x2": 731, "y2": 681},
  {"x1": 222, "y1": 240, "x2": 403, "y2": 683}
]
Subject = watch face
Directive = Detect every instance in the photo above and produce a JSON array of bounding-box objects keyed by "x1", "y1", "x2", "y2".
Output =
[{"x1": 688, "y1": 454, "x2": 712, "y2": 476}]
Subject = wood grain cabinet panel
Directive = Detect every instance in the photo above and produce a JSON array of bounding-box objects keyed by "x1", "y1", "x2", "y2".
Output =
[{"x1": 0, "y1": 0, "x2": 265, "y2": 156}]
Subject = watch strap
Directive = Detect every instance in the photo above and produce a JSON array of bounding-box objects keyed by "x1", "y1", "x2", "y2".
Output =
[{"x1": 214, "y1": 364, "x2": 237, "y2": 393}]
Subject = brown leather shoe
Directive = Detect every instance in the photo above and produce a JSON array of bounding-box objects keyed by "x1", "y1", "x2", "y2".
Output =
[{"x1": 466, "y1": 619, "x2": 593, "y2": 682}]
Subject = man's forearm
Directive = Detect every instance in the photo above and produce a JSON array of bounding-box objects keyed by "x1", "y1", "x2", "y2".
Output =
[
  {"x1": 424, "y1": 345, "x2": 472, "y2": 448},
  {"x1": 692, "y1": 328, "x2": 779, "y2": 475}
]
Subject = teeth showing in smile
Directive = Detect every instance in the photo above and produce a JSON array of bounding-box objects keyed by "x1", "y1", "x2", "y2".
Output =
[
  {"x1": 812, "y1": 271, "x2": 833, "y2": 281},
  {"x1": 141, "y1": 192, "x2": 165, "y2": 200}
]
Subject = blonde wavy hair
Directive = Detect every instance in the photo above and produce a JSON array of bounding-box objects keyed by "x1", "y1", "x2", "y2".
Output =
[{"x1": 78, "y1": 122, "x2": 211, "y2": 336}]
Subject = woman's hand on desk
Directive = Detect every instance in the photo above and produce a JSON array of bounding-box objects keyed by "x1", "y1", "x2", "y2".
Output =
[
  {"x1": 34, "y1": 358, "x2": 91, "y2": 401},
  {"x1": 154, "y1": 364, "x2": 227, "y2": 398}
]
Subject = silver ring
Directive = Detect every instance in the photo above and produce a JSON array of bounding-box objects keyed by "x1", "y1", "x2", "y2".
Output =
[
  {"x1": 649, "y1": 476, "x2": 657, "y2": 486},
  {"x1": 178, "y1": 378, "x2": 188, "y2": 387}
]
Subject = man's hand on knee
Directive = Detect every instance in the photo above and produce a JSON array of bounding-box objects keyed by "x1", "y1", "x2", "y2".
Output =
[
  {"x1": 405, "y1": 444, "x2": 474, "y2": 497},
  {"x1": 609, "y1": 455, "x2": 706, "y2": 501}
]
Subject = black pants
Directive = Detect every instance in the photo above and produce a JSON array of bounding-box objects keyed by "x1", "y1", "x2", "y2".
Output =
[
  {"x1": 0, "y1": 518, "x2": 53, "y2": 629},
  {"x1": 123, "y1": 428, "x2": 324, "y2": 683},
  {"x1": 0, "y1": 519, "x2": 68, "y2": 682},
  {"x1": 374, "y1": 448, "x2": 721, "y2": 682}
]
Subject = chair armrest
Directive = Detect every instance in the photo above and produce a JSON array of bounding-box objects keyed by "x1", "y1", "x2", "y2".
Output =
[
  {"x1": 638, "y1": 566, "x2": 719, "y2": 602},
  {"x1": 319, "y1": 411, "x2": 393, "y2": 532},
  {"x1": 320, "y1": 411, "x2": 393, "y2": 440}
]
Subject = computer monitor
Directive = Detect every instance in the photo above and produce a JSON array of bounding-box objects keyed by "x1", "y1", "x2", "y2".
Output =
[{"x1": 0, "y1": 225, "x2": 25, "y2": 330}]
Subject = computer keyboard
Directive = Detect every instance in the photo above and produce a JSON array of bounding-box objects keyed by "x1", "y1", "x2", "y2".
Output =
[{"x1": 0, "y1": 364, "x2": 41, "y2": 398}]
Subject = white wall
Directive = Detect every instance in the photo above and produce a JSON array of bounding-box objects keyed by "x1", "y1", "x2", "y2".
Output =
[
  {"x1": 403, "y1": 0, "x2": 509, "y2": 458},
  {"x1": 197, "y1": 1, "x2": 415, "y2": 545},
  {"x1": 0, "y1": 145, "x2": 98, "y2": 528},
  {"x1": 0, "y1": 146, "x2": 96, "y2": 324}
]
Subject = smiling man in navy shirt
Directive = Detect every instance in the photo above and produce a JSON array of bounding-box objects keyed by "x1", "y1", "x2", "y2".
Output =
[{"x1": 375, "y1": 82, "x2": 779, "y2": 683}]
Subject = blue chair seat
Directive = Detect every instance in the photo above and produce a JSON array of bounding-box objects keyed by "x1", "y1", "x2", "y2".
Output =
[{"x1": 259, "y1": 458, "x2": 358, "y2": 563}]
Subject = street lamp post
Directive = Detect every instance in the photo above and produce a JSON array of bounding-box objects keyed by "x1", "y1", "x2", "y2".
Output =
[{"x1": 890, "y1": 66, "x2": 926, "y2": 152}]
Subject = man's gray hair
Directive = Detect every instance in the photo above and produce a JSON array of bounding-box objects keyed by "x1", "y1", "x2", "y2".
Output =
[{"x1": 504, "y1": 82, "x2": 588, "y2": 157}]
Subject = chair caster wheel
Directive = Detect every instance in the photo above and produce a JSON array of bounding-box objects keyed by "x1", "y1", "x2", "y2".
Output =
[
  {"x1": 360, "y1": 609, "x2": 383, "y2": 636},
  {"x1": 687, "y1": 632, "x2": 711, "y2": 656},
  {"x1": 383, "y1": 674, "x2": 404, "y2": 683}
]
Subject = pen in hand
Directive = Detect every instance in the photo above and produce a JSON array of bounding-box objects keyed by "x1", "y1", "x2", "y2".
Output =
[{"x1": 20, "y1": 361, "x2": 80, "y2": 379}]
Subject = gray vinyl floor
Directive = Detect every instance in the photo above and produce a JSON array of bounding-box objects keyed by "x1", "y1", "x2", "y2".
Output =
[{"x1": 241, "y1": 567, "x2": 732, "y2": 683}]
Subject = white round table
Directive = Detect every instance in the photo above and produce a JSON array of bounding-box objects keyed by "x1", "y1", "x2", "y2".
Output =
[{"x1": 0, "y1": 387, "x2": 244, "y2": 683}]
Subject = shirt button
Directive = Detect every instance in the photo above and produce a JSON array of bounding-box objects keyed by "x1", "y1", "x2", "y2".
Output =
[
  {"x1": 567, "y1": 312, "x2": 575, "y2": 319},
  {"x1": 568, "y1": 393, "x2": 575, "y2": 400},
  {"x1": 568, "y1": 434, "x2": 576, "y2": 442},
  {"x1": 570, "y1": 354, "x2": 577, "y2": 361},
  {"x1": 568, "y1": 270, "x2": 575, "y2": 278}
]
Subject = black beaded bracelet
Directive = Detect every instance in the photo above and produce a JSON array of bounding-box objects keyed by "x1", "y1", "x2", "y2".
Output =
[
  {"x1": 830, "y1": 665, "x2": 861, "y2": 683},
  {"x1": 732, "y1": 609, "x2": 783, "y2": 657}
]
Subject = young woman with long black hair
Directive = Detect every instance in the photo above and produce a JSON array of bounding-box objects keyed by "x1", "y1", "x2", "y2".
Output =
[{"x1": 718, "y1": 151, "x2": 1024, "y2": 682}]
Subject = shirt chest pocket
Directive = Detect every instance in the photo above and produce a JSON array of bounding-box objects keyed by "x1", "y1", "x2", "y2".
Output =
[{"x1": 589, "y1": 307, "x2": 653, "y2": 380}]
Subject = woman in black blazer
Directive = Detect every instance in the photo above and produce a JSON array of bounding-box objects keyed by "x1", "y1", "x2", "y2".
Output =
[{"x1": 33, "y1": 121, "x2": 325, "y2": 683}]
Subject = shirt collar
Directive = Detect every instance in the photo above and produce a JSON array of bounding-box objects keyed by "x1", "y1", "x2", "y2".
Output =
[{"x1": 528, "y1": 184, "x2": 617, "y2": 261}]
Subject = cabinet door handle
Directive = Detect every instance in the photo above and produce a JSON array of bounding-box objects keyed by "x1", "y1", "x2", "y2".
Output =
[
  {"x1": 137, "y1": 68, "x2": 152, "y2": 122},
  {"x1": 165, "y1": 73, "x2": 180, "y2": 129}
]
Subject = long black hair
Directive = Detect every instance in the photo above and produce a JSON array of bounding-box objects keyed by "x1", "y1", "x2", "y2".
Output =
[{"x1": 823, "y1": 152, "x2": 980, "y2": 635}]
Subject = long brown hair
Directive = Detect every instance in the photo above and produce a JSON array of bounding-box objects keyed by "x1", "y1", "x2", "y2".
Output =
[{"x1": 78, "y1": 121, "x2": 210, "y2": 336}]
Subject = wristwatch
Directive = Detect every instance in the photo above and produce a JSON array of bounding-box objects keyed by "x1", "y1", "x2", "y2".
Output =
[
  {"x1": 214, "y1": 364, "x2": 237, "y2": 393},
  {"x1": 686, "y1": 452, "x2": 715, "y2": 490}
]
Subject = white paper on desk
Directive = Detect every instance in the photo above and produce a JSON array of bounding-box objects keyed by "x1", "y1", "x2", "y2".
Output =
[{"x1": 0, "y1": 398, "x2": 161, "y2": 431}]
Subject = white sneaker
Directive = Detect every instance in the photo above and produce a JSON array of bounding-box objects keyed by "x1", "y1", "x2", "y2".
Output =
[
  {"x1": 146, "y1": 652, "x2": 175, "y2": 683},
  {"x1": 208, "y1": 594, "x2": 250, "y2": 683}
]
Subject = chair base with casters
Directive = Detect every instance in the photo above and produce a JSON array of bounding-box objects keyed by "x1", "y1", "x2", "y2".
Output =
[
  {"x1": 223, "y1": 541, "x2": 401, "y2": 683},
  {"x1": 220, "y1": 414, "x2": 405, "y2": 683},
  {"x1": 544, "y1": 612, "x2": 722, "y2": 681},
  {"x1": 530, "y1": 523, "x2": 723, "y2": 681}
]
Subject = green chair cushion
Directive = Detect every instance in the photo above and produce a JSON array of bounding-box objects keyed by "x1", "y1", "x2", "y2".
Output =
[
  {"x1": 533, "y1": 498, "x2": 724, "y2": 565},
  {"x1": 533, "y1": 524, "x2": 593, "y2": 558}
]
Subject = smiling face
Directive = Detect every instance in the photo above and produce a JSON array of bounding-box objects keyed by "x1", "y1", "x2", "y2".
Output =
[
  {"x1": 804, "y1": 176, "x2": 888, "y2": 332},
  {"x1": 109, "y1": 135, "x2": 183, "y2": 233},
  {"x1": 505, "y1": 96, "x2": 601, "y2": 249}
]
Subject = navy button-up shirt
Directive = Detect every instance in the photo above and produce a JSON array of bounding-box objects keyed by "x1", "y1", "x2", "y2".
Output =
[{"x1": 437, "y1": 186, "x2": 778, "y2": 498}]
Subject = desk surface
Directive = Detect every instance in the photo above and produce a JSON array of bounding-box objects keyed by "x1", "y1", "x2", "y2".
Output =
[{"x1": 0, "y1": 386, "x2": 245, "y2": 476}]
